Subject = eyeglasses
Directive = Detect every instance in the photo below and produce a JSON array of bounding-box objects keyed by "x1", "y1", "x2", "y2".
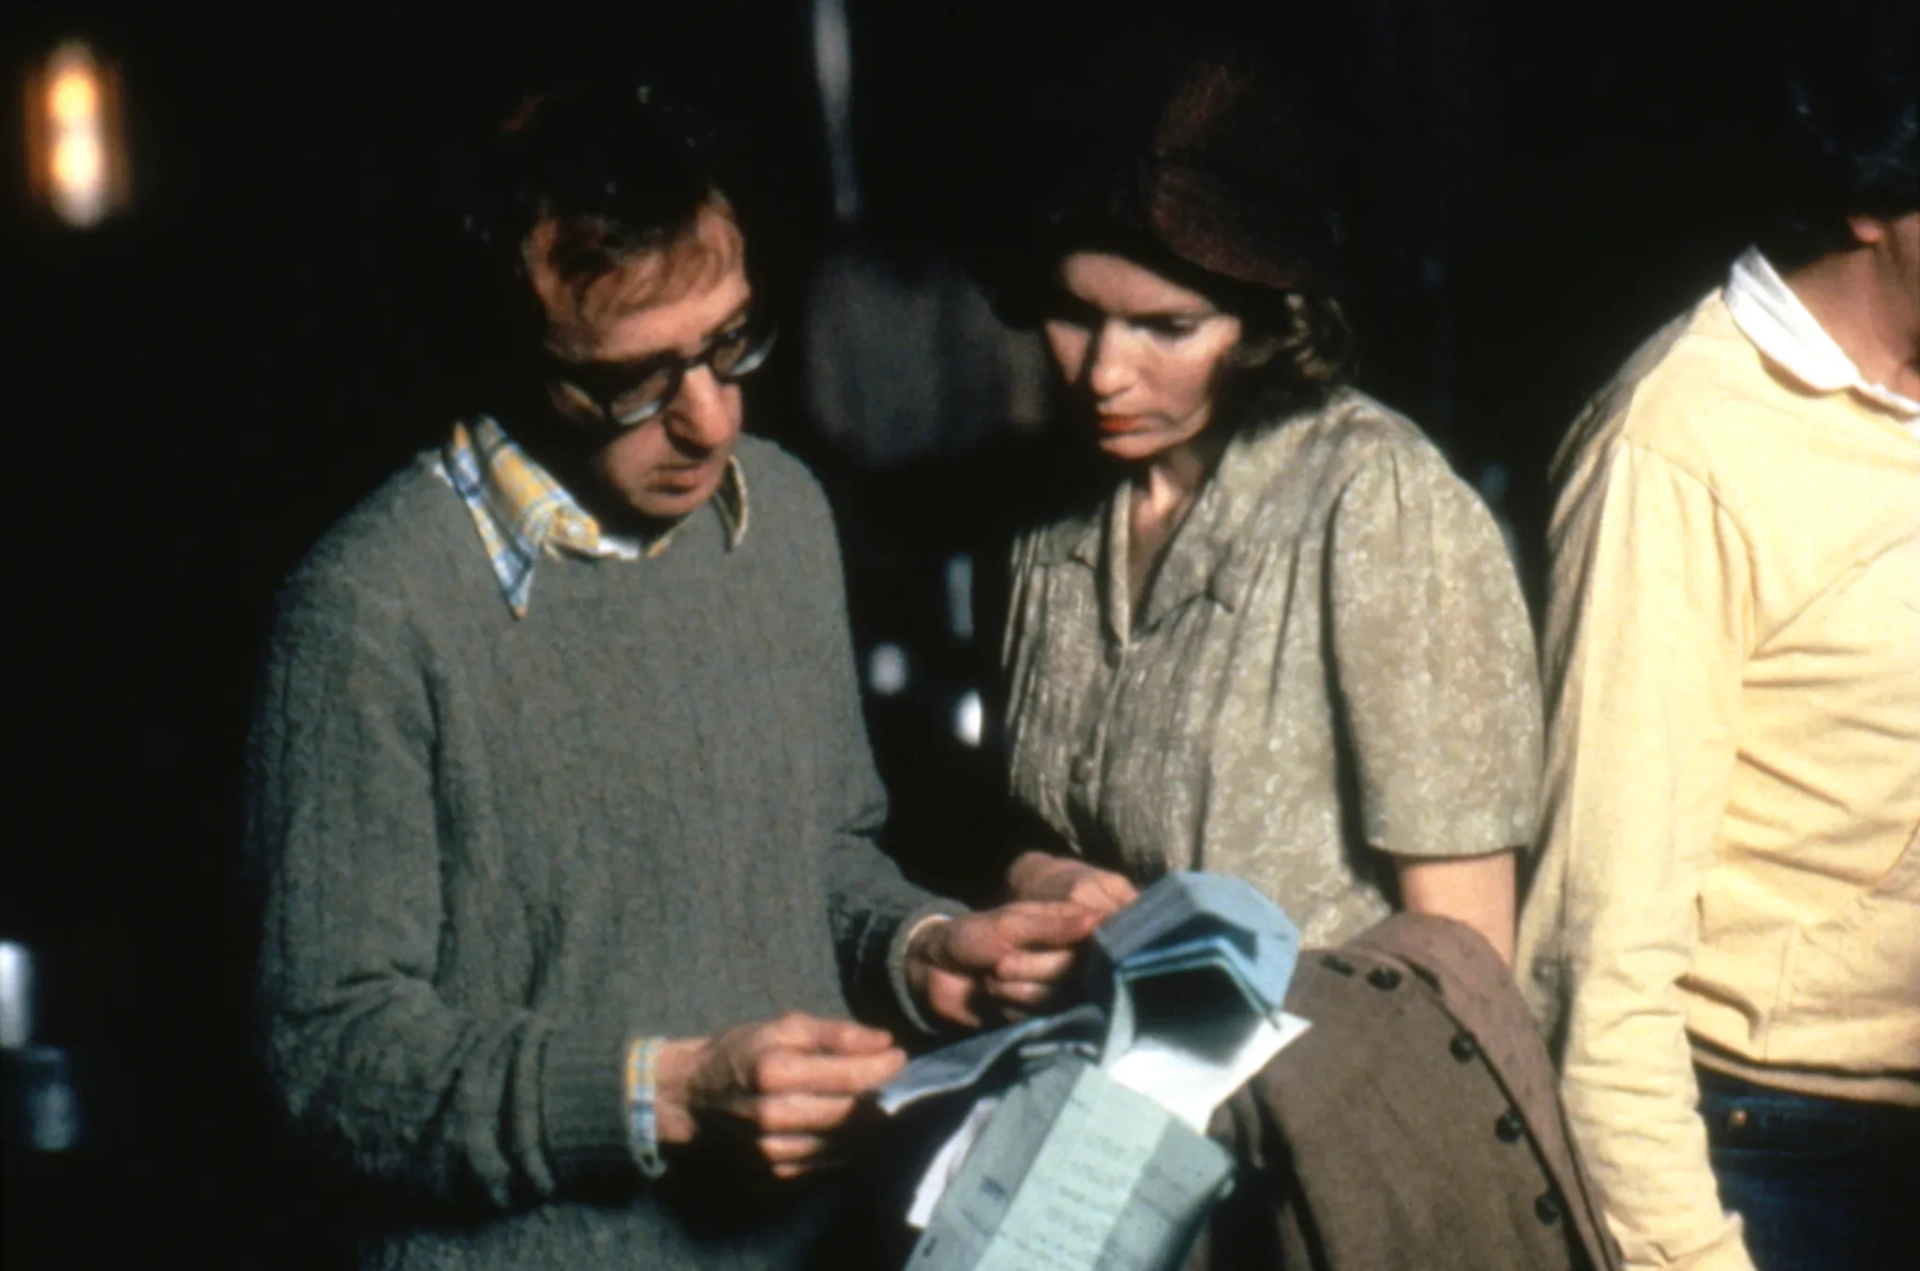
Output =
[{"x1": 545, "y1": 317, "x2": 778, "y2": 428}]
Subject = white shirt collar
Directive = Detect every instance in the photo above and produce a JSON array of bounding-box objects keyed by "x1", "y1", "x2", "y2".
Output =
[{"x1": 1724, "y1": 247, "x2": 1920, "y2": 433}]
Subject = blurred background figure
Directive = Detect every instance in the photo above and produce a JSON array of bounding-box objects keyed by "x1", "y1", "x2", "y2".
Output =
[
  {"x1": 801, "y1": 0, "x2": 1048, "y2": 471},
  {"x1": 802, "y1": 247, "x2": 1048, "y2": 471}
]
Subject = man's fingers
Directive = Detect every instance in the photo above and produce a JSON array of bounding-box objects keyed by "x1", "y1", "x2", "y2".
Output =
[
  {"x1": 761, "y1": 1133, "x2": 828, "y2": 1166},
  {"x1": 694, "y1": 1015, "x2": 905, "y2": 1132},
  {"x1": 985, "y1": 976, "x2": 1056, "y2": 1006},
  {"x1": 755, "y1": 1045, "x2": 905, "y2": 1097},
  {"x1": 996, "y1": 901, "x2": 1104, "y2": 948},
  {"x1": 811, "y1": 1017, "x2": 900, "y2": 1055},
  {"x1": 926, "y1": 971, "x2": 983, "y2": 1028},
  {"x1": 992, "y1": 947, "x2": 1077, "y2": 984},
  {"x1": 760, "y1": 1132, "x2": 836, "y2": 1169},
  {"x1": 751, "y1": 1092, "x2": 864, "y2": 1135},
  {"x1": 764, "y1": 1013, "x2": 897, "y2": 1055},
  {"x1": 762, "y1": 1131, "x2": 858, "y2": 1178},
  {"x1": 911, "y1": 901, "x2": 1111, "y2": 1027},
  {"x1": 917, "y1": 904, "x2": 1097, "y2": 1020},
  {"x1": 1074, "y1": 874, "x2": 1140, "y2": 912},
  {"x1": 942, "y1": 903, "x2": 1100, "y2": 967}
]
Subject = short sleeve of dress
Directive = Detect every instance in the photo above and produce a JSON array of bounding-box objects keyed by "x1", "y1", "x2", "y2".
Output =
[{"x1": 1324, "y1": 443, "x2": 1543, "y2": 859}]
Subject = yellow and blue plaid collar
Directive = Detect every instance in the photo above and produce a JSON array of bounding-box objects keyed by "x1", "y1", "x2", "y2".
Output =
[{"x1": 440, "y1": 415, "x2": 749, "y2": 618}]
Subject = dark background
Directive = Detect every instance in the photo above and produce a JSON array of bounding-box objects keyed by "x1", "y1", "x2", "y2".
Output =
[{"x1": 2, "y1": 0, "x2": 1789, "y2": 1264}]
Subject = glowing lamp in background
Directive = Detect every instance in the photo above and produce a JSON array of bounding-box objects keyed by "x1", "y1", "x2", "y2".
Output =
[
  {"x1": 25, "y1": 41, "x2": 130, "y2": 228},
  {"x1": 954, "y1": 690, "x2": 985, "y2": 748},
  {"x1": 868, "y1": 642, "x2": 910, "y2": 697}
]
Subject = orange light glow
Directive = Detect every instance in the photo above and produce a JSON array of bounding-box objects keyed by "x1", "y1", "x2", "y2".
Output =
[
  {"x1": 52, "y1": 134, "x2": 104, "y2": 188},
  {"x1": 48, "y1": 68, "x2": 100, "y2": 125},
  {"x1": 25, "y1": 40, "x2": 130, "y2": 228}
]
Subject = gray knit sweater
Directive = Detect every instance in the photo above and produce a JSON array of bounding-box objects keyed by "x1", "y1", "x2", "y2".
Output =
[{"x1": 248, "y1": 434, "x2": 942, "y2": 1269}]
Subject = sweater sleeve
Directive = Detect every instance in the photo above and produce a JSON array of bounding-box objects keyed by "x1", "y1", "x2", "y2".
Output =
[
  {"x1": 247, "y1": 559, "x2": 634, "y2": 1213},
  {"x1": 796, "y1": 479, "x2": 964, "y2": 1036},
  {"x1": 1324, "y1": 442, "x2": 1544, "y2": 859},
  {"x1": 1535, "y1": 440, "x2": 1757, "y2": 1271}
]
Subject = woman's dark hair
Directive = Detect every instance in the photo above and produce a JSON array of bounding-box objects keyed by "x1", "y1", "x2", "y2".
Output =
[{"x1": 1212, "y1": 277, "x2": 1358, "y2": 414}]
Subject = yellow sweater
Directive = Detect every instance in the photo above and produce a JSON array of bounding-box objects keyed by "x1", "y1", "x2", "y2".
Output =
[{"x1": 1517, "y1": 287, "x2": 1920, "y2": 1271}]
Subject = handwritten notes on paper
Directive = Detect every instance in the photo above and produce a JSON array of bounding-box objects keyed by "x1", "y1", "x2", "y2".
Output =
[{"x1": 905, "y1": 1059, "x2": 1233, "y2": 1271}]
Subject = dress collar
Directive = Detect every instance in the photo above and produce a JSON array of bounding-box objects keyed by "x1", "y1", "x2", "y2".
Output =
[{"x1": 1033, "y1": 407, "x2": 1290, "y2": 635}]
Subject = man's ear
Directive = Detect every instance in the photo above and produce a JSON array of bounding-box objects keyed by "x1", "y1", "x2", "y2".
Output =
[{"x1": 1846, "y1": 214, "x2": 1891, "y2": 247}]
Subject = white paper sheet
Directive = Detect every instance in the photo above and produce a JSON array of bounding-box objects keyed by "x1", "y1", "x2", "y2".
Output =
[
  {"x1": 908, "y1": 1095, "x2": 1002, "y2": 1230},
  {"x1": 1105, "y1": 1011, "x2": 1311, "y2": 1131}
]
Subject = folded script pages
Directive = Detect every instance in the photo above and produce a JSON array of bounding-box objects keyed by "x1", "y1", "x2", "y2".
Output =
[{"x1": 881, "y1": 873, "x2": 1310, "y2": 1271}]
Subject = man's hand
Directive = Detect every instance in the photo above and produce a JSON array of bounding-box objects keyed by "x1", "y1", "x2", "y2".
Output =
[
  {"x1": 654, "y1": 1014, "x2": 905, "y2": 1178},
  {"x1": 905, "y1": 901, "x2": 1104, "y2": 1028},
  {"x1": 1007, "y1": 850, "x2": 1140, "y2": 920}
]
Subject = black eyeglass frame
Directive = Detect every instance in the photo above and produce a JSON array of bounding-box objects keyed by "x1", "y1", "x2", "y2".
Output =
[{"x1": 543, "y1": 318, "x2": 778, "y2": 428}]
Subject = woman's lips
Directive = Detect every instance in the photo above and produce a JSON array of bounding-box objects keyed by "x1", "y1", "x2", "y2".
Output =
[{"x1": 1097, "y1": 414, "x2": 1148, "y2": 434}]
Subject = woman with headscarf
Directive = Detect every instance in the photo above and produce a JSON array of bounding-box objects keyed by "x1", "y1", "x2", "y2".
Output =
[
  {"x1": 988, "y1": 41, "x2": 1542, "y2": 985},
  {"x1": 919, "y1": 45, "x2": 1623, "y2": 1270}
]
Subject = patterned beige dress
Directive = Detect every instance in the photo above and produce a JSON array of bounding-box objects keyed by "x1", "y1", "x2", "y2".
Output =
[{"x1": 1002, "y1": 388, "x2": 1543, "y2": 947}]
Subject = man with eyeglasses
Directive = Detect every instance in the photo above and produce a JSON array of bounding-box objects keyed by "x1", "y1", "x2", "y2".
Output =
[{"x1": 246, "y1": 80, "x2": 1095, "y2": 1271}]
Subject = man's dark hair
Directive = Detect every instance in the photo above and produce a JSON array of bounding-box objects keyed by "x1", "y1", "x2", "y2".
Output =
[
  {"x1": 459, "y1": 77, "x2": 747, "y2": 333},
  {"x1": 1756, "y1": 7, "x2": 1919, "y2": 268}
]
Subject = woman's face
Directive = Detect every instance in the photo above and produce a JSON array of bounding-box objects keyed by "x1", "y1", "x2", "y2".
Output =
[{"x1": 1043, "y1": 251, "x2": 1243, "y2": 463}]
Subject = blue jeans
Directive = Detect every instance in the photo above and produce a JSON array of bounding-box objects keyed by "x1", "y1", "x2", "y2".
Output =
[{"x1": 1697, "y1": 1066, "x2": 1920, "y2": 1271}]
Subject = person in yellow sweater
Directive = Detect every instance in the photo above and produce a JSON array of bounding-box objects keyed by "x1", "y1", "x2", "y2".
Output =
[{"x1": 1516, "y1": 25, "x2": 1919, "y2": 1271}]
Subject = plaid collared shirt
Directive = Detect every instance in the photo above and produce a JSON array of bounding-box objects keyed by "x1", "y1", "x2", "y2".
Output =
[{"x1": 437, "y1": 416, "x2": 749, "y2": 617}]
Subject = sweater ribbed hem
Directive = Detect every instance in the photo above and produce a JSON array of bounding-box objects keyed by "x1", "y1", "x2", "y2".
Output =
[{"x1": 539, "y1": 1024, "x2": 638, "y2": 1187}]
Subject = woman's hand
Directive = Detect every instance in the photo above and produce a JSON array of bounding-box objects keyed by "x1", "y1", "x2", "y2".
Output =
[
  {"x1": 904, "y1": 902, "x2": 1104, "y2": 1028},
  {"x1": 1007, "y1": 850, "x2": 1140, "y2": 920}
]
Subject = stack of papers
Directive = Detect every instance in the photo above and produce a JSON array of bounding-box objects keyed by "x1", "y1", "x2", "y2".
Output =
[
  {"x1": 1092, "y1": 872, "x2": 1298, "y2": 1013},
  {"x1": 880, "y1": 871, "x2": 1312, "y2": 1271},
  {"x1": 1096, "y1": 874, "x2": 1306, "y2": 1130},
  {"x1": 901, "y1": 1058, "x2": 1235, "y2": 1271}
]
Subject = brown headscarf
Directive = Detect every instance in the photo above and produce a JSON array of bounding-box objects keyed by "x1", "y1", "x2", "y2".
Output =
[{"x1": 1050, "y1": 41, "x2": 1340, "y2": 295}]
